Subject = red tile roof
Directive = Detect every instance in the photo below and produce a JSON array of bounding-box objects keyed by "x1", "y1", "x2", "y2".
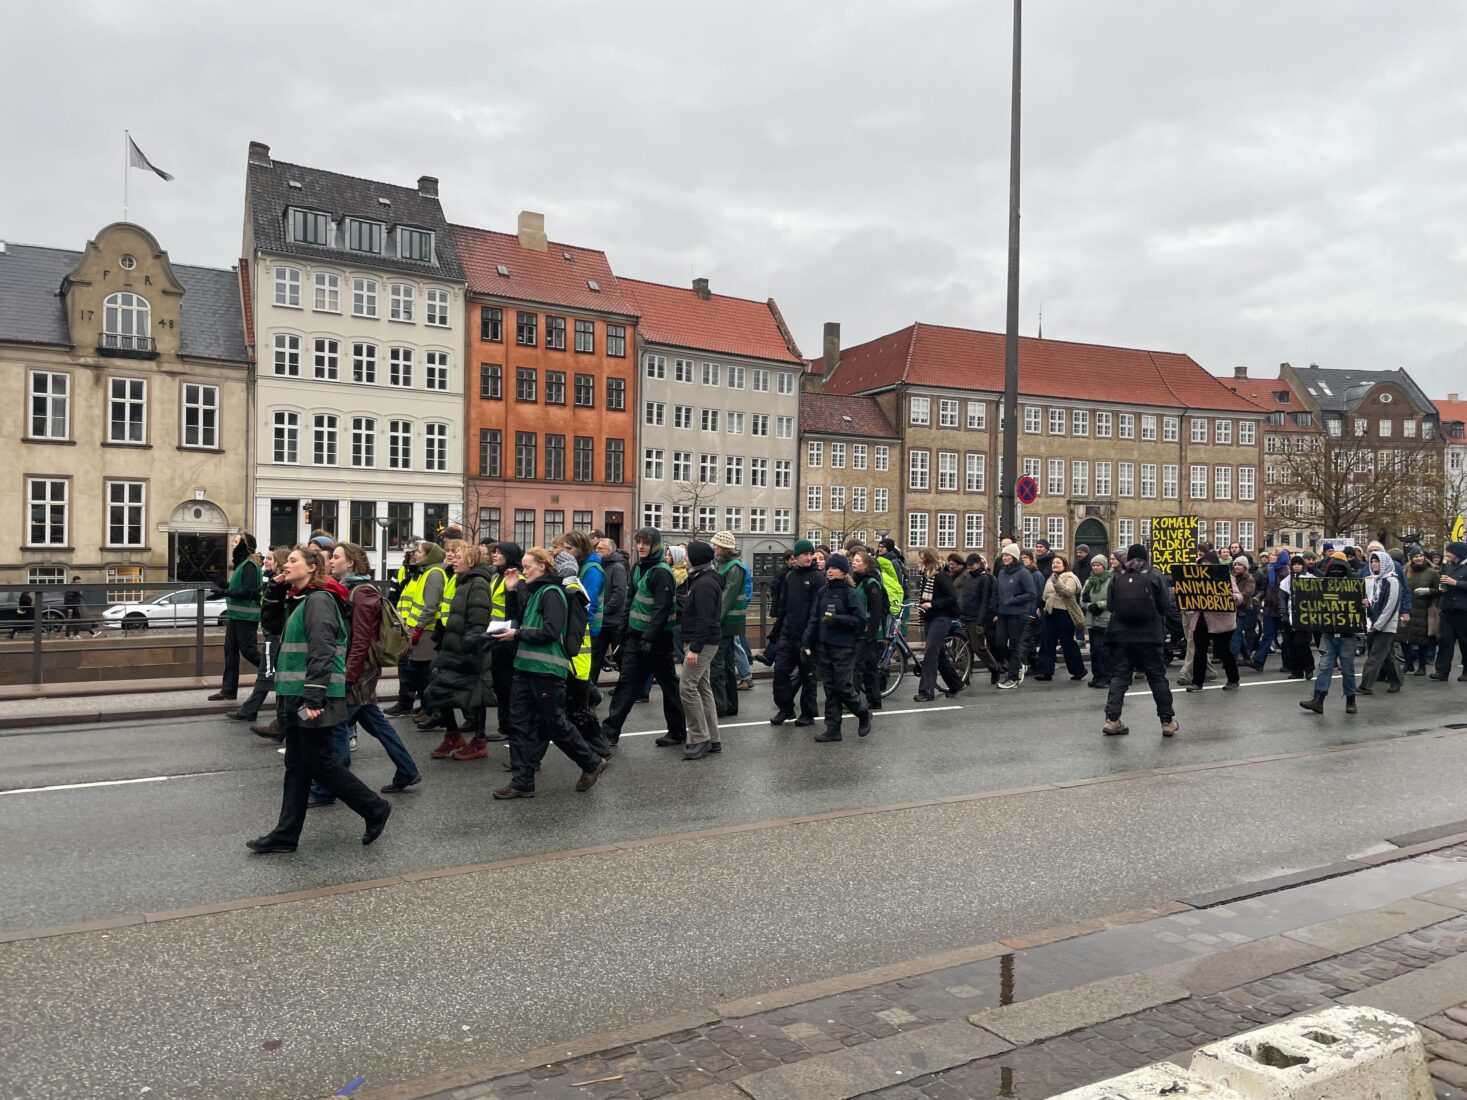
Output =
[
  {"x1": 1435, "y1": 397, "x2": 1467, "y2": 426},
  {"x1": 1223, "y1": 375, "x2": 1321, "y2": 433},
  {"x1": 801, "y1": 391, "x2": 899, "y2": 439},
  {"x1": 822, "y1": 322, "x2": 1262, "y2": 414},
  {"x1": 621, "y1": 278, "x2": 803, "y2": 365},
  {"x1": 449, "y1": 224, "x2": 637, "y2": 316}
]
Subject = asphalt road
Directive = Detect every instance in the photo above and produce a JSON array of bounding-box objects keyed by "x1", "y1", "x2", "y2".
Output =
[{"x1": 4, "y1": 671, "x2": 1467, "y2": 1098}]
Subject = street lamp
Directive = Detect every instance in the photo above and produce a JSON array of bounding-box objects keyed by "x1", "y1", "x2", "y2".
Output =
[
  {"x1": 376, "y1": 517, "x2": 393, "y2": 583},
  {"x1": 998, "y1": 0, "x2": 1023, "y2": 542}
]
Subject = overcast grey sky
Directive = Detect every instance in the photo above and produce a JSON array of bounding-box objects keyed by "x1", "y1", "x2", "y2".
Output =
[{"x1": 4, "y1": 1, "x2": 1465, "y2": 396}]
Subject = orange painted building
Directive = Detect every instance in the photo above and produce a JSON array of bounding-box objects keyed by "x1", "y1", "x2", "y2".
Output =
[{"x1": 452, "y1": 214, "x2": 638, "y2": 548}]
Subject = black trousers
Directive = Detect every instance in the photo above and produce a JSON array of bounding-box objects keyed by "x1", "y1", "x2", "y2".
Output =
[
  {"x1": 236, "y1": 635, "x2": 279, "y2": 720},
  {"x1": 1088, "y1": 627, "x2": 1109, "y2": 683},
  {"x1": 993, "y1": 614, "x2": 1029, "y2": 682},
  {"x1": 1191, "y1": 617, "x2": 1239, "y2": 686},
  {"x1": 919, "y1": 616, "x2": 963, "y2": 695},
  {"x1": 508, "y1": 673, "x2": 601, "y2": 792},
  {"x1": 491, "y1": 644, "x2": 517, "y2": 738},
  {"x1": 854, "y1": 637, "x2": 882, "y2": 707},
  {"x1": 772, "y1": 634, "x2": 819, "y2": 718},
  {"x1": 590, "y1": 623, "x2": 623, "y2": 688},
  {"x1": 566, "y1": 676, "x2": 612, "y2": 758},
  {"x1": 1436, "y1": 608, "x2": 1467, "y2": 677},
  {"x1": 711, "y1": 632, "x2": 740, "y2": 716},
  {"x1": 603, "y1": 633, "x2": 685, "y2": 741},
  {"x1": 220, "y1": 618, "x2": 261, "y2": 696},
  {"x1": 817, "y1": 644, "x2": 867, "y2": 732},
  {"x1": 1286, "y1": 626, "x2": 1315, "y2": 676},
  {"x1": 271, "y1": 719, "x2": 387, "y2": 844},
  {"x1": 1106, "y1": 642, "x2": 1174, "y2": 722}
]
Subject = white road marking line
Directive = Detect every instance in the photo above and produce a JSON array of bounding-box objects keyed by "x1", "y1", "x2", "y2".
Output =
[
  {"x1": 622, "y1": 704, "x2": 965, "y2": 738},
  {"x1": 1127, "y1": 676, "x2": 1294, "y2": 697},
  {"x1": 0, "y1": 772, "x2": 226, "y2": 796}
]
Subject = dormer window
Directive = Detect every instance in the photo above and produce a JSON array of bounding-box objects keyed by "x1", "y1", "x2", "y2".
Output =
[
  {"x1": 101, "y1": 292, "x2": 154, "y2": 353},
  {"x1": 289, "y1": 208, "x2": 330, "y2": 246},
  {"x1": 398, "y1": 227, "x2": 434, "y2": 263},
  {"x1": 348, "y1": 218, "x2": 383, "y2": 254}
]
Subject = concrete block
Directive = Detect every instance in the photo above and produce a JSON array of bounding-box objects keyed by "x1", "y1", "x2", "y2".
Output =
[
  {"x1": 1190, "y1": 1005, "x2": 1434, "y2": 1099},
  {"x1": 1047, "y1": 1064, "x2": 1243, "y2": 1098}
]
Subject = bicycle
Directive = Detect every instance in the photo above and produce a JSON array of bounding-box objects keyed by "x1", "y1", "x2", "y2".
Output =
[{"x1": 875, "y1": 602, "x2": 974, "y2": 698}]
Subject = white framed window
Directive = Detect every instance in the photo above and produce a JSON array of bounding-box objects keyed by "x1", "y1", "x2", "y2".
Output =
[
  {"x1": 852, "y1": 486, "x2": 868, "y2": 513},
  {"x1": 389, "y1": 283, "x2": 415, "y2": 322},
  {"x1": 389, "y1": 347, "x2": 413, "y2": 387},
  {"x1": 1072, "y1": 460, "x2": 1089, "y2": 497},
  {"x1": 1049, "y1": 408, "x2": 1066, "y2": 435},
  {"x1": 1196, "y1": 518, "x2": 1209, "y2": 543},
  {"x1": 28, "y1": 371, "x2": 70, "y2": 439},
  {"x1": 725, "y1": 455, "x2": 744, "y2": 484},
  {"x1": 1117, "y1": 462, "x2": 1135, "y2": 497},
  {"x1": 1190, "y1": 464, "x2": 1208, "y2": 500},
  {"x1": 644, "y1": 354, "x2": 666, "y2": 379},
  {"x1": 1095, "y1": 411, "x2": 1113, "y2": 438},
  {"x1": 773, "y1": 509, "x2": 792, "y2": 535},
  {"x1": 1023, "y1": 406, "x2": 1041, "y2": 434},
  {"x1": 644, "y1": 401, "x2": 665, "y2": 427},
  {"x1": 701, "y1": 409, "x2": 719, "y2": 432},
  {"x1": 1214, "y1": 519, "x2": 1232, "y2": 545},
  {"x1": 1140, "y1": 463, "x2": 1157, "y2": 498},
  {"x1": 1023, "y1": 515, "x2": 1040, "y2": 545},
  {"x1": 388, "y1": 419, "x2": 412, "y2": 469},
  {"x1": 181, "y1": 383, "x2": 218, "y2": 449},
  {"x1": 698, "y1": 453, "x2": 719, "y2": 483},
  {"x1": 1215, "y1": 419, "x2": 1233, "y2": 445},
  {"x1": 351, "y1": 416, "x2": 376, "y2": 468},
  {"x1": 750, "y1": 457, "x2": 768, "y2": 486},
  {"x1": 1162, "y1": 464, "x2": 1179, "y2": 499},
  {"x1": 424, "y1": 422, "x2": 448, "y2": 471},
  {"x1": 1141, "y1": 518, "x2": 1152, "y2": 543},
  {"x1": 313, "y1": 338, "x2": 339, "y2": 381},
  {"x1": 313, "y1": 272, "x2": 340, "y2": 313},
  {"x1": 1239, "y1": 466, "x2": 1255, "y2": 501},
  {"x1": 27, "y1": 477, "x2": 68, "y2": 547},
  {"x1": 274, "y1": 265, "x2": 301, "y2": 307},
  {"x1": 1094, "y1": 461, "x2": 1112, "y2": 496},
  {"x1": 774, "y1": 459, "x2": 792, "y2": 488},
  {"x1": 674, "y1": 358, "x2": 695, "y2": 383},
  {"x1": 874, "y1": 445, "x2": 890, "y2": 471},
  {"x1": 426, "y1": 288, "x2": 450, "y2": 327},
  {"x1": 273, "y1": 333, "x2": 301, "y2": 376},
  {"x1": 102, "y1": 291, "x2": 153, "y2": 351},
  {"x1": 910, "y1": 396, "x2": 931, "y2": 426},
  {"x1": 965, "y1": 513, "x2": 984, "y2": 548},
  {"x1": 352, "y1": 277, "x2": 378, "y2": 318},
  {"x1": 1118, "y1": 518, "x2": 1135, "y2": 546},
  {"x1": 936, "y1": 512, "x2": 957, "y2": 548},
  {"x1": 1118, "y1": 412, "x2": 1135, "y2": 440},
  {"x1": 727, "y1": 365, "x2": 745, "y2": 389},
  {"x1": 1141, "y1": 414, "x2": 1158, "y2": 441},
  {"x1": 1239, "y1": 520, "x2": 1255, "y2": 548},
  {"x1": 830, "y1": 442, "x2": 846, "y2": 468},
  {"x1": 1047, "y1": 515, "x2": 1065, "y2": 551},
  {"x1": 750, "y1": 413, "x2": 769, "y2": 437},
  {"x1": 939, "y1": 398, "x2": 959, "y2": 428},
  {"x1": 965, "y1": 452, "x2": 986, "y2": 492},
  {"x1": 805, "y1": 528, "x2": 823, "y2": 545},
  {"x1": 352, "y1": 342, "x2": 377, "y2": 384},
  {"x1": 1379, "y1": 418, "x2": 1392, "y2": 437},
  {"x1": 107, "y1": 376, "x2": 147, "y2": 444},
  {"x1": 908, "y1": 511, "x2": 929, "y2": 548},
  {"x1": 807, "y1": 484, "x2": 823, "y2": 512},
  {"x1": 937, "y1": 451, "x2": 958, "y2": 491},
  {"x1": 853, "y1": 444, "x2": 868, "y2": 470},
  {"x1": 727, "y1": 411, "x2": 744, "y2": 434},
  {"x1": 425, "y1": 350, "x2": 449, "y2": 390},
  {"x1": 313, "y1": 413, "x2": 339, "y2": 465},
  {"x1": 673, "y1": 404, "x2": 692, "y2": 430},
  {"x1": 752, "y1": 368, "x2": 770, "y2": 392},
  {"x1": 1239, "y1": 421, "x2": 1256, "y2": 446},
  {"x1": 1214, "y1": 465, "x2": 1233, "y2": 500},
  {"x1": 1403, "y1": 418, "x2": 1418, "y2": 438},
  {"x1": 644, "y1": 448, "x2": 665, "y2": 480},
  {"x1": 777, "y1": 372, "x2": 795, "y2": 395},
  {"x1": 908, "y1": 450, "x2": 930, "y2": 490},
  {"x1": 272, "y1": 410, "x2": 299, "y2": 464},
  {"x1": 643, "y1": 503, "x2": 663, "y2": 529},
  {"x1": 874, "y1": 488, "x2": 889, "y2": 513},
  {"x1": 724, "y1": 506, "x2": 743, "y2": 531},
  {"x1": 669, "y1": 504, "x2": 691, "y2": 533},
  {"x1": 1190, "y1": 417, "x2": 1208, "y2": 443},
  {"x1": 967, "y1": 401, "x2": 986, "y2": 430},
  {"x1": 750, "y1": 508, "x2": 767, "y2": 533},
  {"x1": 701, "y1": 361, "x2": 721, "y2": 386},
  {"x1": 671, "y1": 451, "x2": 691, "y2": 482},
  {"x1": 1162, "y1": 416, "x2": 1178, "y2": 443},
  {"x1": 1047, "y1": 458, "x2": 1064, "y2": 496},
  {"x1": 1071, "y1": 409, "x2": 1089, "y2": 436},
  {"x1": 776, "y1": 416, "x2": 793, "y2": 439}
]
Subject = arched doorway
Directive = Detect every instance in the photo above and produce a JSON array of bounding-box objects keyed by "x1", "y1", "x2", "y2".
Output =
[
  {"x1": 1074, "y1": 518, "x2": 1109, "y2": 564},
  {"x1": 162, "y1": 499, "x2": 232, "y2": 584}
]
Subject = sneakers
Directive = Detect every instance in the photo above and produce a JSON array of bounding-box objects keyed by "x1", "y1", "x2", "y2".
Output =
[
  {"x1": 996, "y1": 678, "x2": 1019, "y2": 690},
  {"x1": 348, "y1": 735, "x2": 358, "y2": 752},
  {"x1": 1102, "y1": 719, "x2": 1129, "y2": 736},
  {"x1": 251, "y1": 720, "x2": 284, "y2": 743},
  {"x1": 913, "y1": 692, "x2": 936, "y2": 702},
  {"x1": 430, "y1": 733, "x2": 466, "y2": 759},
  {"x1": 737, "y1": 679, "x2": 754, "y2": 691},
  {"x1": 575, "y1": 758, "x2": 610, "y2": 792},
  {"x1": 1160, "y1": 720, "x2": 1179, "y2": 738},
  {"x1": 707, "y1": 741, "x2": 723, "y2": 753},
  {"x1": 225, "y1": 710, "x2": 253, "y2": 722},
  {"x1": 794, "y1": 714, "x2": 816, "y2": 727},
  {"x1": 450, "y1": 737, "x2": 489, "y2": 761},
  {"x1": 493, "y1": 785, "x2": 534, "y2": 799},
  {"x1": 682, "y1": 741, "x2": 712, "y2": 760},
  {"x1": 654, "y1": 734, "x2": 686, "y2": 747},
  {"x1": 1016, "y1": 667, "x2": 1026, "y2": 685},
  {"x1": 380, "y1": 775, "x2": 422, "y2": 793},
  {"x1": 383, "y1": 704, "x2": 411, "y2": 717}
]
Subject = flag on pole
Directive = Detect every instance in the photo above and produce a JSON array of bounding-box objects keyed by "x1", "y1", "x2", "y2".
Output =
[{"x1": 127, "y1": 136, "x2": 174, "y2": 182}]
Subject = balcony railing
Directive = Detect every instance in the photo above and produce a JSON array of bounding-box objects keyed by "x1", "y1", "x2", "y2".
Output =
[{"x1": 98, "y1": 333, "x2": 156, "y2": 356}]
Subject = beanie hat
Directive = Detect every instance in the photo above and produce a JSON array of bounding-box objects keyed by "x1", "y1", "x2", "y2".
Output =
[
  {"x1": 1035, "y1": 539, "x2": 1051, "y2": 550},
  {"x1": 1407, "y1": 544, "x2": 1424, "y2": 557},
  {"x1": 553, "y1": 551, "x2": 579, "y2": 579},
  {"x1": 310, "y1": 534, "x2": 334, "y2": 550},
  {"x1": 1446, "y1": 541, "x2": 1467, "y2": 560},
  {"x1": 710, "y1": 530, "x2": 737, "y2": 551},
  {"x1": 1127, "y1": 543, "x2": 1148, "y2": 562},
  {"x1": 1000, "y1": 542, "x2": 1022, "y2": 561},
  {"x1": 793, "y1": 538, "x2": 815, "y2": 555},
  {"x1": 240, "y1": 532, "x2": 258, "y2": 554},
  {"x1": 687, "y1": 540, "x2": 715, "y2": 568},
  {"x1": 1329, "y1": 550, "x2": 1348, "y2": 563},
  {"x1": 879, "y1": 537, "x2": 897, "y2": 551},
  {"x1": 1075, "y1": 543, "x2": 1090, "y2": 554},
  {"x1": 965, "y1": 553, "x2": 984, "y2": 568},
  {"x1": 825, "y1": 552, "x2": 851, "y2": 574}
]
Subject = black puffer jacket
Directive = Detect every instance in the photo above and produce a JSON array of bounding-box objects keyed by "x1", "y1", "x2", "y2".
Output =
[
  {"x1": 679, "y1": 563, "x2": 725, "y2": 653},
  {"x1": 961, "y1": 569, "x2": 993, "y2": 624},
  {"x1": 425, "y1": 564, "x2": 495, "y2": 711},
  {"x1": 774, "y1": 562, "x2": 827, "y2": 643},
  {"x1": 804, "y1": 578, "x2": 868, "y2": 649}
]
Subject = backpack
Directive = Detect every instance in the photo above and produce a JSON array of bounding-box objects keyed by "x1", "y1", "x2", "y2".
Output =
[
  {"x1": 1111, "y1": 571, "x2": 1156, "y2": 625},
  {"x1": 363, "y1": 588, "x2": 411, "y2": 666}
]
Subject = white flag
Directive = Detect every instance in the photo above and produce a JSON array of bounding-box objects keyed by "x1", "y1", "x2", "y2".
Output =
[{"x1": 127, "y1": 136, "x2": 174, "y2": 182}]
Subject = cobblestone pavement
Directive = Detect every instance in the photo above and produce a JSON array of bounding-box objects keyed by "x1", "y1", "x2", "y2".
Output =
[{"x1": 414, "y1": 844, "x2": 1467, "y2": 1100}]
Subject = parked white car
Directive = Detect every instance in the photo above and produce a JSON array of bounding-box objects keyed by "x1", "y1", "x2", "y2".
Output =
[{"x1": 102, "y1": 590, "x2": 228, "y2": 630}]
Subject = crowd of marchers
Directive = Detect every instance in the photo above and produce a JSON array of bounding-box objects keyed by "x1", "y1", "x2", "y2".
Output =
[{"x1": 197, "y1": 522, "x2": 1467, "y2": 853}]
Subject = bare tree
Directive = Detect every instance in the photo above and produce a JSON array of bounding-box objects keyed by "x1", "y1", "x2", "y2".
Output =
[
  {"x1": 662, "y1": 474, "x2": 728, "y2": 540},
  {"x1": 1266, "y1": 433, "x2": 1444, "y2": 545}
]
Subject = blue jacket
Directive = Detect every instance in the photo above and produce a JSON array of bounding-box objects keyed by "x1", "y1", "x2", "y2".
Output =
[
  {"x1": 992, "y1": 562, "x2": 1038, "y2": 618},
  {"x1": 580, "y1": 553, "x2": 606, "y2": 637}
]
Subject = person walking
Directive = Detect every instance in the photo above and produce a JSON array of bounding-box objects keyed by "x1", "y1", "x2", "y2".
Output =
[
  {"x1": 1300, "y1": 552, "x2": 1361, "y2": 714},
  {"x1": 486, "y1": 541, "x2": 524, "y2": 742},
  {"x1": 210, "y1": 533, "x2": 262, "y2": 702},
  {"x1": 1035, "y1": 555, "x2": 1086, "y2": 682},
  {"x1": 1430, "y1": 541, "x2": 1467, "y2": 681},
  {"x1": 1358, "y1": 549, "x2": 1404, "y2": 695},
  {"x1": 1102, "y1": 544, "x2": 1178, "y2": 737},
  {"x1": 493, "y1": 548, "x2": 609, "y2": 799},
  {"x1": 769, "y1": 539, "x2": 826, "y2": 725},
  {"x1": 422, "y1": 539, "x2": 496, "y2": 761},
  {"x1": 1279, "y1": 554, "x2": 1316, "y2": 680},
  {"x1": 1229, "y1": 557, "x2": 1258, "y2": 664},
  {"x1": 63, "y1": 576, "x2": 85, "y2": 637},
  {"x1": 601, "y1": 528, "x2": 686, "y2": 746},
  {"x1": 1081, "y1": 557, "x2": 1112, "y2": 688},
  {"x1": 592, "y1": 538, "x2": 630, "y2": 688},
  {"x1": 992, "y1": 544, "x2": 1038, "y2": 689},
  {"x1": 563, "y1": 532, "x2": 604, "y2": 697},
  {"x1": 912, "y1": 547, "x2": 965, "y2": 701},
  {"x1": 554, "y1": 549, "x2": 615, "y2": 763},
  {"x1": 678, "y1": 540, "x2": 726, "y2": 759},
  {"x1": 1250, "y1": 549, "x2": 1290, "y2": 672},
  {"x1": 404, "y1": 541, "x2": 449, "y2": 729},
  {"x1": 875, "y1": 538, "x2": 908, "y2": 628},
  {"x1": 1184, "y1": 549, "x2": 1242, "y2": 692},
  {"x1": 245, "y1": 543, "x2": 392, "y2": 854},
  {"x1": 851, "y1": 550, "x2": 890, "y2": 710},
  {"x1": 383, "y1": 547, "x2": 420, "y2": 717},
  {"x1": 709, "y1": 532, "x2": 749, "y2": 719},
  {"x1": 1400, "y1": 546, "x2": 1439, "y2": 675},
  {"x1": 234, "y1": 547, "x2": 291, "y2": 738},
  {"x1": 960, "y1": 553, "x2": 996, "y2": 685},
  {"x1": 808, "y1": 553, "x2": 872, "y2": 741}
]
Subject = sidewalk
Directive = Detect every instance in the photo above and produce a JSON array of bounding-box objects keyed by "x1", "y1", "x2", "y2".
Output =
[{"x1": 372, "y1": 837, "x2": 1467, "y2": 1100}]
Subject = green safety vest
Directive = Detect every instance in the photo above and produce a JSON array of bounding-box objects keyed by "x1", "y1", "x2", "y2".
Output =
[
  {"x1": 513, "y1": 584, "x2": 570, "y2": 679},
  {"x1": 718, "y1": 558, "x2": 750, "y2": 631},
  {"x1": 876, "y1": 555, "x2": 905, "y2": 611},
  {"x1": 563, "y1": 577, "x2": 593, "y2": 681},
  {"x1": 489, "y1": 573, "x2": 509, "y2": 621},
  {"x1": 275, "y1": 590, "x2": 347, "y2": 699},
  {"x1": 438, "y1": 573, "x2": 458, "y2": 624},
  {"x1": 628, "y1": 560, "x2": 677, "y2": 634},
  {"x1": 579, "y1": 559, "x2": 604, "y2": 633},
  {"x1": 224, "y1": 559, "x2": 261, "y2": 621},
  {"x1": 400, "y1": 564, "x2": 446, "y2": 629}
]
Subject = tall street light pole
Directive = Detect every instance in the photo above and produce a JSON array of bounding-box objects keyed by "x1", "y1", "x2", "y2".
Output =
[{"x1": 999, "y1": 0, "x2": 1023, "y2": 542}]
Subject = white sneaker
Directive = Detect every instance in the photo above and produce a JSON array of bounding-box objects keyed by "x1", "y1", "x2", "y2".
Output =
[
  {"x1": 1016, "y1": 667, "x2": 1026, "y2": 685},
  {"x1": 996, "y1": 678, "x2": 1018, "y2": 690},
  {"x1": 349, "y1": 735, "x2": 358, "y2": 752}
]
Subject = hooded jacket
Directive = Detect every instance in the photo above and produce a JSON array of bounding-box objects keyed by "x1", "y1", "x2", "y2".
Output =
[
  {"x1": 410, "y1": 542, "x2": 448, "y2": 660},
  {"x1": 426, "y1": 563, "x2": 496, "y2": 712},
  {"x1": 277, "y1": 576, "x2": 351, "y2": 728},
  {"x1": 961, "y1": 567, "x2": 994, "y2": 625},
  {"x1": 492, "y1": 542, "x2": 527, "y2": 626},
  {"x1": 341, "y1": 572, "x2": 384, "y2": 706},
  {"x1": 1366, "y1": 550, "x2": 1402, "y2": 634},
  {"x1": 679, "y1": 560, "x2": 725, "y2": 653},
  {"x1": 1081, "y1": 566, "x2": 1112, "y2": 630},
  {"x1": 1439, "y1": 542, "x2": 1467, "y2": 613},
  {"x1": 1400, "y1": 558, "x2": 1440, "y2": 645},
  {"x1": 1262, "y1": 550, "x2": 1291, "y2": 616},
  {"x1": 629, "y1": 530, "x2": 677, "y2": 637},
  {"x1": 1103, "y1": 552, "x2": 1169, "y2": 645},
  {"x1": 991, "y1": 558, "x2": 1038, "y2": 618},
  {"x1": 600, "y1": 549, "x2": 630, "y2": 628},
  {"x1": 1042, "y1": 569, "x2": 1084, "y2": 627},
  {"x1": 805, "y1": 574, "x2": 868, "y2": 649},
  {"x1": 773, "y1": 559, "x2": 827, "y2": 643}
]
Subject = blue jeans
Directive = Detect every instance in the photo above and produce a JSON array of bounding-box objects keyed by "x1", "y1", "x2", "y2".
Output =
[
  {"x1": 1401, "y1": 642, "x2": 1436, "y2": 670},
  {"x1": 1232, "y1": 611, "x2": 1258, "y2": 657},
  {"x1": 1314, "y1": 634, "x2": 1357, "y2": 698},
  {"x1": 1253, "y1": 614, "x2": 1279, "y2": 667},
  {"x1": 734, "y1": 634, "x2": 753, "y2": 680},
  {"x1": 312, "y1": 699, "x2": 420, "y2": 800}
]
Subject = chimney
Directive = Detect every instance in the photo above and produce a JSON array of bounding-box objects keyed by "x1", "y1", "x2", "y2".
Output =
[
  {"x1": 1233, "y1": 366, "x2": 1248, "y2": 380},
  {"x1": 1450, "y1": 393, "x2": 1460, "y2": 402},
  {"x1": 823, "y1": 321, "x2": 841, "y2": 377},
  {"x1": 248, "y1": 141, "x2": 272, "y2": 167},
  {"x1": 417, "y1": 175, "x2": 439, "y2": 199},
  {"x1": 517, "y1": 210, "x2": 547, "y2": 252},
  {"x1": 692, "y1": 277, "x2": 711, "y2": 301}
]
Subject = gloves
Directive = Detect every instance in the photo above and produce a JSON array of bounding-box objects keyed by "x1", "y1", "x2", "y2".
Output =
[
  {"x1": 411, "y1": 627, "x2": 424, "y2": 646},
  {"x1": 639, "y1": 638, "x2": 654, "y2": 655},
  {"x1": 801, "y1": 647, "x2": 812, "y2": 659}
]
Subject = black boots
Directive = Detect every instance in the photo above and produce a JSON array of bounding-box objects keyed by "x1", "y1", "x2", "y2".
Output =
[
  {"x1": 1345, "y1": 695, "x2": 1358, "y2": 714},
  {"x1": 1299, "y1": 692, "x2": 1325, "y2": 714},
  {"x1": 857, "y1": 711, "x2": 873, "y2": 738}
]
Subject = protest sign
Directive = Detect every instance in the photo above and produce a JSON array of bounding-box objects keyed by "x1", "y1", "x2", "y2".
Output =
[
  {"x1": 1150, "y1": 515, "x2": 1197, "y2": 572},
  {"x1": 1290, "y1": 576, "x2": 1366, "y2": 633},
  {"x1": 1171, "y1": 563, "x2": 1235, "y2": 613}
]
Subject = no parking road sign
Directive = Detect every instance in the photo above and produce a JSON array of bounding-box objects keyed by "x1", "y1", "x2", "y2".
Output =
[{"x1": 1016, "y1": 475, "x2": 1038, "y2": 506}]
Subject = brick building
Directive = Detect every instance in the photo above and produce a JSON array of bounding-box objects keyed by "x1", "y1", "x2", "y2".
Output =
[
  {"x1": 452, "y1": 214, "x2": 638, "y2": 549},
  {"x1": 1224, "y1": 369, "x2": 1322, "y2": 551},
  {"x1": 798, "y1": 391, "x2": 902, "y2": 551}
]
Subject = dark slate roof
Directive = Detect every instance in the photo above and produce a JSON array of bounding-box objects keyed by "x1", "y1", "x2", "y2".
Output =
[
  {"x1": 248, "y1": 158, "x2": 464, "y2": 282},
  {"x1": 0, "y1": 242, "x2": 247, "y2": 362},
  {"x1": 1293, "y1": 365, "x2": 1436, "y2": 415}
]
